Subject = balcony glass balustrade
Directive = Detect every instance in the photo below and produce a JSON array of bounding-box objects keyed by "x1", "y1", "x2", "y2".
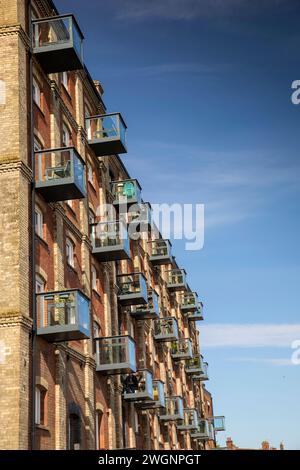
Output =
[
  {"x1": 192, "y1": 359, "x2": 209, "y2": 381},
  {"x1": 191, "y1": 419, "x2": 211, "y2": 440},
  {"x1": 95, "y1": 335, "x2": 136, "y2": 374},
  {"x1": 185, "y1": 355, "x2": 204, "y2": 375},
  {"x1": 90, "y1": 221, "x2": 130, "y2": 261},
  {"x1": 139, "y1": 380, "x2": 165, "y2": 409},
  {"x1": 153, "y1": 317, "x2": 179, "y2": 342},
  {"x1": 35, "y1": 147, "x2": 86, "y2": 202},
  {"x1": 32, "y1": 15, "x2": 84, "y2": 73},
  {"x1": 177, "y1": 408, "x2": 198, "y2": 431},
  {"x1": 117, "y1": 273, "x2": 148, "y2": 306},
  {"x1": 210, "y1": 416, "x2": 226, "y2": 432},
  {"x1": 131, "y1": 289, "x2": 159, "y2": 320},
  {"x1": 36, "y1": 289, "x2": 90, "y2": 342},
  {"x1": 127, "y1": 202, "x2": 152, "y2": 232},
  {"x1": 123, "y1": 369, "x2": 154, "y2": 402},
  {"x1": 180, "y1": 292, "x2": 198, "y2": 313},
  {"x1": 159, "y1": 396, "x2": 184, "y2": 421},
  {"x1": 166, "y1": 269, "x2": 187, "y2": 291},
  {"x1": 187, "y1": 301, "x2": 204, "y2": 321},
  {"x1": 111, "y1": 179, "x2": 141, "y2": 207},
  {"x1": 86, "y1": 113, "x2": 127, "y2": 156},
  {"x1": 149, "y1": 239, "x2": 173, "y2": 265},
  {"x1": 171, "y1": 338, "x2": 193, "y2": 360}
]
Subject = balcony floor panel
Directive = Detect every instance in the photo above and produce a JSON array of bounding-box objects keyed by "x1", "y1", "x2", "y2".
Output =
[
  {"x1": 92, "y1": 246, "x2": 131, "y2": 262},
  {"x1": 37, "y1": 325, "x2": 89, "y2": 342},
  {"x1": 33, "y1": 46, "x2": 83, "y2": 74},
  {"x1": 36, "y1": 181, "x2": 85, "y2": 202},
  {"x1": 96, "y1": 363, "x2": 136, "y2": 375},
  {"x1": 88, "y1": 139, "x2": 127, "y2": 157}
]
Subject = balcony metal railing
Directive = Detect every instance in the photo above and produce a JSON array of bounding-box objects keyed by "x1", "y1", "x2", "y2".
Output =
[
  {"x1": 117, "y1": 273, "x2": 148, "y2": 306},
  {"x1": 153, "y1": 317, "x2": 179, "y2": 342},
  {"x1": 123, "y1": 369, "x2": 154, "y2": 402},
  {"x1": 149, "y1": 239, "x2": 172, "y2": 266},
  {"x1": 166, "y1": 269, "x2": 187, "y2": 291},
  {"x1": 90, "y1": 220, "x2": 130, "y2": 261},
  {"x1": 35, "y1": 147, "x2": 86, "y2": 202},
  {"x1": 187, "y1": 301, "x2": 204, "y2": 321},
  {"x1": 86, "y1": 113, "x2": 127, "y2": 156},
  {"x1": 191, "y1": 419, "x2": 211, "y2": 440},
  {"x1": 185, "y1": 355, "x2": 204, "y2": 375},
  {"x1": 177, "y1": 408, "x2": 198, "y2": 431},
  {"x1": 209, "y1": 416, "x2": 226, "y2": 432},
  {"x1": 171, "y1": 338, "x2": 193, "y2": 360},
  {"x1": 138, "y1": 380, "x2": 165, "y2": 409},
  {"x1": 192, "y1": 359, "x2": 209, "y2": 381},
  {"x1": 127, "y1": 202, "x2": 152, "y2": 232},
  {"x1": 159, "y1": 396, "x2": 184, "y2": 421},
  {"x1": 36, "y1": 289, "x2": 90, "y2": 341},
  {"x1": 131, "y1": 289, "x2": 159, "y2": 320},
  {"x1": 32, "y1": 15, "x2": 84, "y2": 73},
  {"x1": 180, "y1": 292, "x2": 198, "y2": 312},
  {"x1": 111, "y1": 179, "x2": 141, "y2": 206},
  {"x1": 95, "y1": 335, "x2": 136, "y2": 374}
]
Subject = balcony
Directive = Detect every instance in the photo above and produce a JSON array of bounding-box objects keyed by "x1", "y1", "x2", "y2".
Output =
[
  {"x1": 127, "y1": 202, "x2": 152, "y2": 232},
  {"x1": 32, "y1": 15, "x2": 84, "y2": 73},
  {"x1": 192, "y1": 359, "x2": 209, "y2": 381},
  {"x1": 210, "y1": 416, "x2": 226, "y2": 432},
  {"x1": 86, "y1": 113, "x2": 127, "y2": 156},
  {"x1": 177, "y1": 409, "x2": 198, "y2": 431},
  {"x1": 153, "y1": 317, "x2": 179, "y2": 342},
  {"x1": 117, "y1": 273, "x2": 148, "y2": 306},
  {"x1": 131, "y1": 289, "x2": 159, "y2": 320},
  {"x1": 171, "y1": 338, "x2": 193, "y2": 361},
  {"x1": 187, "y1": 302, "x2": 204, "y2": 321},
  {"x1": 159, "y1": 396, "x2": 184, "y2": 421},
  {"x1": 149, "y1": 239, "x2": 173, "y2": 266},
  {"x1": 95, "y1": 335, "x2": 136, "y2": 374},
  {"x1": 90, "y1": 221, "x2": 130, "y2": 261},
  {"x1": 36, "y1": 289, "x2": 90, "y2": 342},
  {"x1": 180, "y1": 292, "x2": 198, "y2": 313},
  {"x1": 185, "y1": 355, "x2": 204, "y2": 375},
  {"x1": 166, "y1": 269, "x2": 187, "y2": 291},
  {"x1": 191, "y1": 419, "x2": 211, "y2": 440},
  {"x1": 123, "y1": 369, "x2": 154, "y2": 402},
  {"x1": 139, "y1": 380, "x2": 165, "y2": 409},
  {"x1": 35, "y1": 147, "x2": 86, "y2": 202},
  {"x1": 111, "y1": 179, "x2": 141, "y2": 207}
]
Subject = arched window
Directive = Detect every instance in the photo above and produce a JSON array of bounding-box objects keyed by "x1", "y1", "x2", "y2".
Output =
[
  {"x1": 35, "y1": 385, "x2": 47, "y2": 426},
  {"x1": 66, "y1": 237, "x2": 75, "y2": 268},
  {"x1": 95, "y1": 410, "x2": 105, "y2": 450},
  {"x1": 68, "y1": 403, "x2": 81, "y2": 450},
  {"x1": 35, "y1": 205, "x2": 44, "y2": 239}
]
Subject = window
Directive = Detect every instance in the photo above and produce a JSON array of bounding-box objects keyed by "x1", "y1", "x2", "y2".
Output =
[
  {"x1": 35, "y1": 206, "x2": 44, "y2": 239},
  {"x1": 36, "y1": 275, "x2": 45, "y2": 294},
  {"x1": 62, "y1": 123, "x2": 71, "y2": 147},
  {"x1": 89, "y1": 209, "x2": 96, "y2": 225},
  {"x1": 69, "y1": 412, "x2": 81, "y2": 450},
  {"x1": 35, "y1": 386, "x2": 47, "y2": 426},
  {"x1": 93, "y1": 321, "x2": 100, "y2": 339},
  {"x1": 66, "y1": 238, "x2": 75, "y2": 268},
  {"x1": 92, "y1": 265, "x2": 98, "y2": 291},
  {"x1": 95, "y1": 410, "x2": 105, "y2": 450},
  {"x1": 33, "y1": 78, "x2": 42, "y2": 108},
  {"x1": 66, "y1": 200, "x2": 75, "y2": 211},
  {"x1": 87, "y1": 162, "x2": 94, "y2": 185},
  {"x1": 85, "y1": 107, "x2": 91, "y2": 140},
  {"x1": 34, "y1": 137, "x2": 42, "y2": 152},
  {"x1": 61, "y1": 71, "x2": 69, "y2": 91}
]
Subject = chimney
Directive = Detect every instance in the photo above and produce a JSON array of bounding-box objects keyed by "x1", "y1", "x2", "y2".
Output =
[
  {"x1": 280, "y1": 442, "x2": 284, "y2": 450},
  {"x1": 261, "y1": 441, "x2": 270, "y2": 450},
  {"x1": 93, "y1": 80, "x2": 104, "y2": 97},
  {"x1": 226, "y1": 437, "x2": 234, "y2": 450}
]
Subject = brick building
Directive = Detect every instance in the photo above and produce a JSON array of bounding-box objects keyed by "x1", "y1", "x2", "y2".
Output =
[{"x1": 0, "y1": 0, "x2": 224, "y2": 450}]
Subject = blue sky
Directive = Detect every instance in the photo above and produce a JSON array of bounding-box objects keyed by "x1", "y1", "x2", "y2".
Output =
[{"x1": 58, "y1": 0, "x2": 300, "y2": 449}]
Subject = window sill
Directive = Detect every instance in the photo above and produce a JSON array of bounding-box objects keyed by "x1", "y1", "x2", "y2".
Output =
[
  {"x1": 35, "y1": 424, "x2": 50, "y2": 432},
  {"x1": 61, "y1": 82, "x2": 72, "y2": 102},
  {"x1": 92, "y1": 288, "x2": 101, "y2": 300},
  {"x1": 67, "y1": 263, "x2": 78, "y2": 276},
  {"x1": 35, "y1": 234, "x2": 50, "y2": 252},
  {"x1": 34, "y1": 101, "x2": 45, "y2": 119}
]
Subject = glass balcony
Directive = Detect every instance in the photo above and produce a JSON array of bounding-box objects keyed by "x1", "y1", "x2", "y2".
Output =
[
  {"x1": 153, "y1": 317, "x2": 179, "y2": 342},
  {"x1": 131, "y1": 289, "x2": 159, "y2": 320},
  {"x1": 149, "y1": 239, "x2": 172, "y2": 266},
  {"x1": 177, "y1": 409, "x2": 198, "y2": 431},
  {"x1": 111, "y1": 179, "x2": 141, "y2": 207},
  {"x1": 86, "y1": 113, "x2": 127, "y2": 156},
  {"x1": 32, "y1": 15, "x2": 84, "y2": 73},
  {"x1": 139, "y1": 380, "x2": 165, "y2": 409},
  {"x1": 159, "y1": 396, "x2": 184, "y2": 421},
  {"x1": 35, "y1": 147, "x2": 86, "y2": 202},
  {"x1": 192, "y1": 359, "x2": 209, "y2": 381},
  {"x1": 171, "y1": 338, "x2": 193, "y2": 361},
  {"x1": 185, "y1": 355, "x2": 204, "y2": 375},
  {"x1": 90, "y1": 221, "x2": 130, "y2": 261},
  {"x1": 210, "y1": 416, "x2": 226, "y2": 432},
  {"x1": 127, "y1": 202, "x2": 152, "y2": 232},
  {"x1": 180, "y1": 292, "x2": 198, "y2": 313},
  {"x1": 191, "y1": 419, "x2": 211, "y2": 440},
  {"x1": 166, "y1": 269, "x2": 187, "y2": 291},
  {"x1": 123, "y1": 369, "x2": 154, "y2": 402},
  {"x1": 36, "y1": 289, "x2": 90, "y2": 342},
  {"x1": 95, "y1": 335, "x2": 136, "y2": 374},
  {"x1": 117, "y1": 273, "x2": 148, "y2": 306},
  {"x1": 187, "y1": 302, "x2": 204, "y2": 321}
]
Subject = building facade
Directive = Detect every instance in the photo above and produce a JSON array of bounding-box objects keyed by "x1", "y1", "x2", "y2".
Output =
[{"x1": 0, "y1": 0, "x2": 223, "y2": 450}]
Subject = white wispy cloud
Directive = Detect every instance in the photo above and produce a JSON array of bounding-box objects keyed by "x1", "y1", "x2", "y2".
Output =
[
  {"x1": 200, "y1": 323, "x2": 300, "y2": 348},
  {"x1": 114, "y1": 0, "x2": 288, "y2": 21},
  {"x1": 225, "y1": 357, "x2": 295, "y2": 366}
]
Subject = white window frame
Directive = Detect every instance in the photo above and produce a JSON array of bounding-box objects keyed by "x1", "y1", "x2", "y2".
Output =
[
  {"x1": 87, "y1": 163, "x2": 94, "y2": 185},
  {"x1": 61, "y1": 71, "x2": 69, "y2": 91},
  {"x1": 92, "y1": 265, "x2": 97, "y2": 291},
  {"x1": 35, "y1": 206, "x2": 44, "y2": 239},
  {"x1": 33, "y1": 78, "x2": 42, "y2": 108},
  {"x1": 66, "y1": 238, "x2": 75, "y2": 268},
  {"x1": 35, "y1": 386, "x2": 41, "y2": 425},
  {"x1": 62, "y1": 123, "x2": 71, "y2": 147}
]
